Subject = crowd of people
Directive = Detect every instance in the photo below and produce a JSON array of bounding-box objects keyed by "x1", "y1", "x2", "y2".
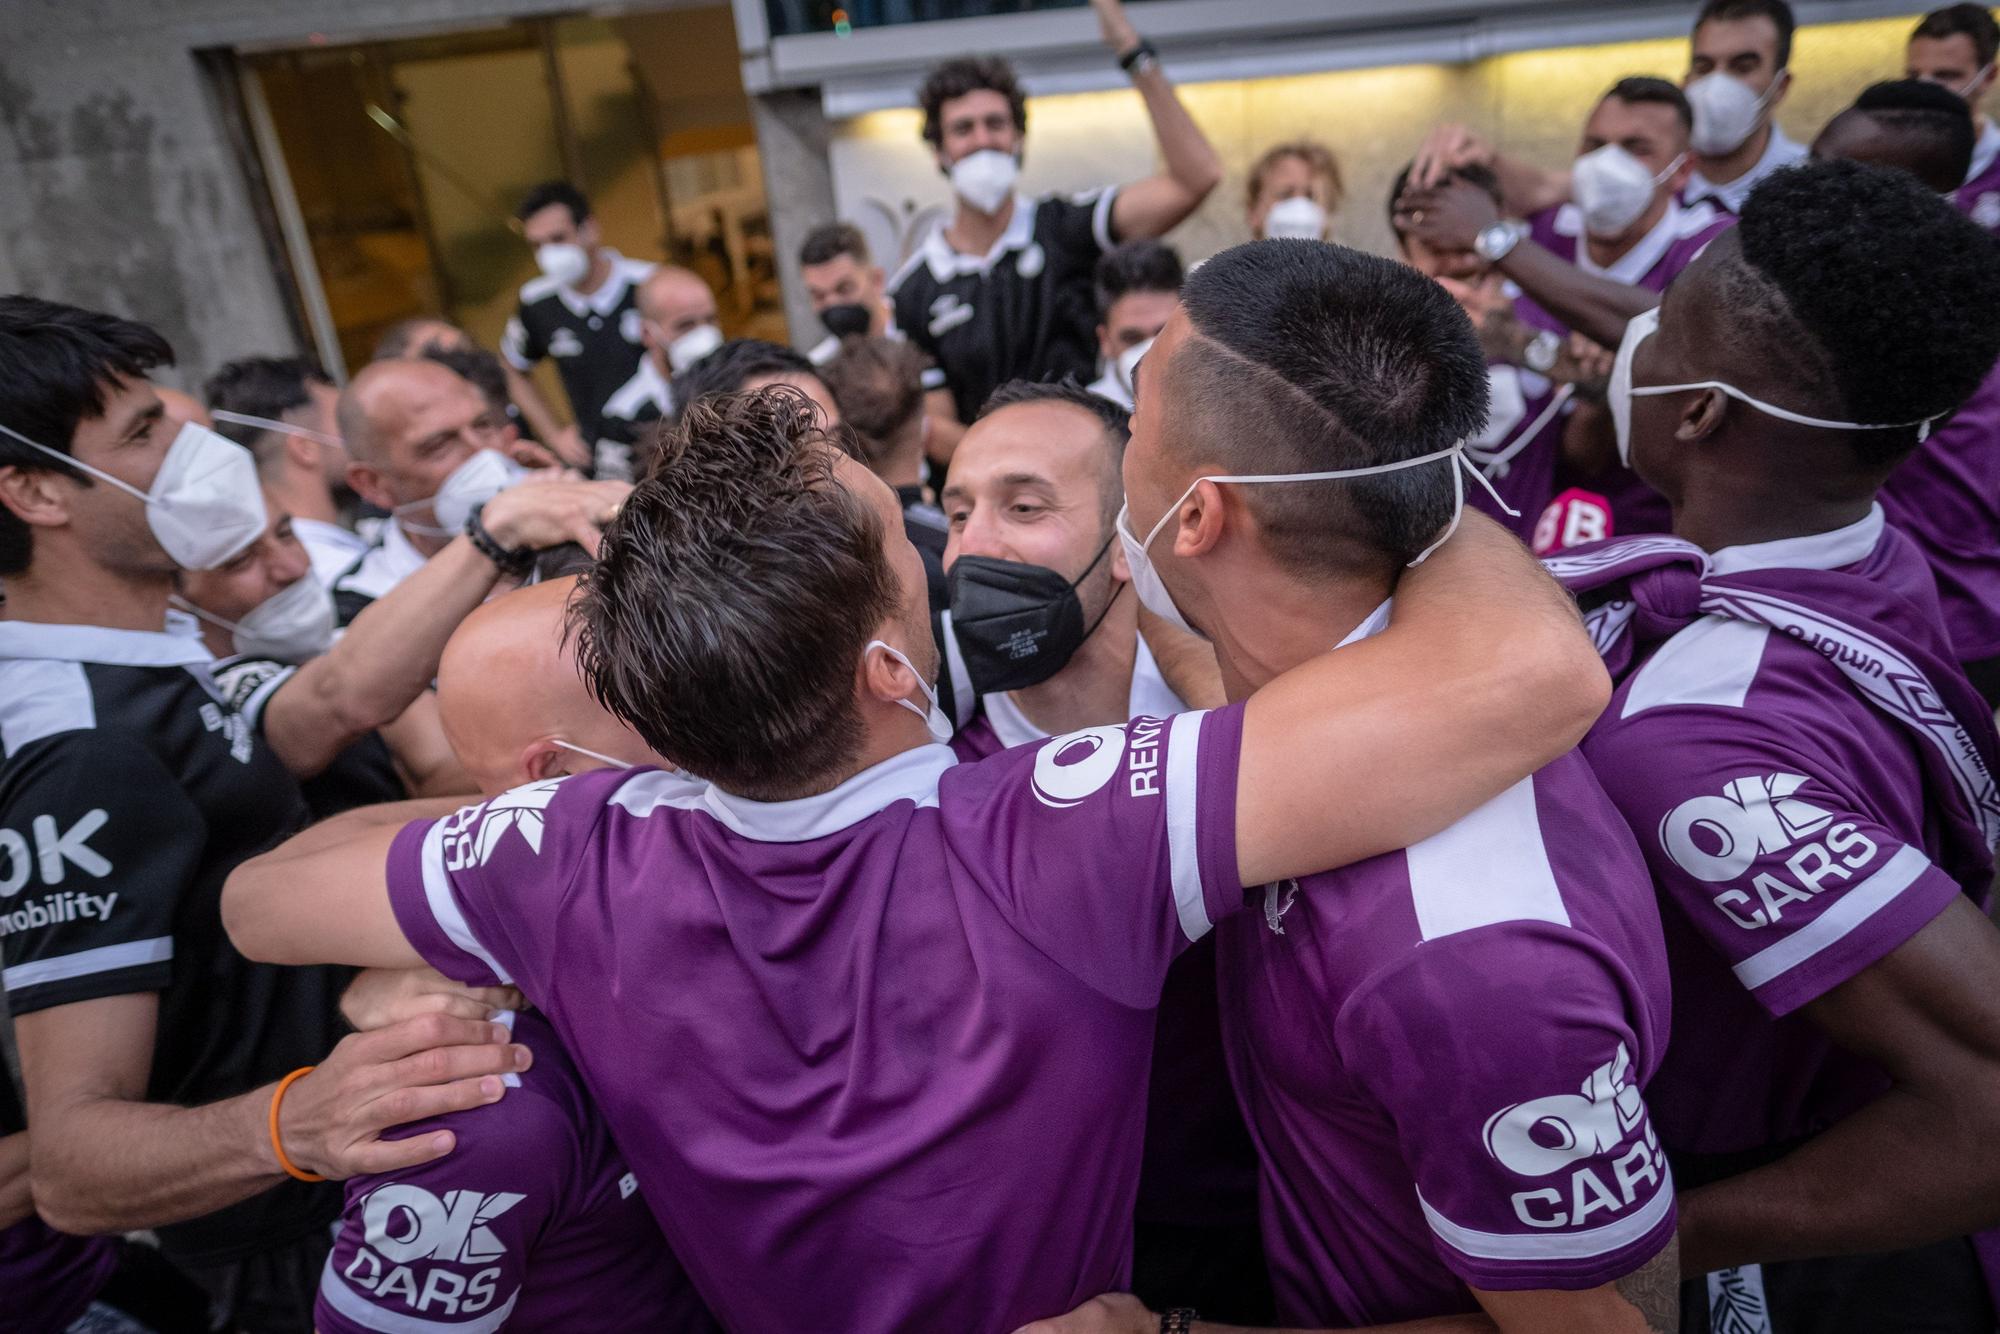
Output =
[{"x1": 3, "y1": 0, "x2": 2000, "y2": 1330}]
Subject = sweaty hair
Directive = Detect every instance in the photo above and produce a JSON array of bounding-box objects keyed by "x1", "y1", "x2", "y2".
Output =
[
  {"x1": 1605, "y1": 75, "x2": 1696, "y2": 137},
  {"x1": 1844, "y1": 79, "x2": 1978, "y2": 189},
  {"x1": 918, "y1": 57, "x2": 1028, "y2": 151},
  {"x1": 1094, "y1": 241, "x2": 1185, "y2": 321},
  {"x1": 980, "y1": 378, "x2": 1131, "y2": 526},
  {"x1": 1387, "y1": 161, "x2": 1502, "y2": 236},
  {"x1": 570, "y1": 388, "x2": 899, "y2": 797},
  {"x1": 821, "y1": 336, "x2": 929, "y2": 467},
  {"x1": 1913, "y1": 4, "x2": 2000, "y2": 68},
  {"x1": 1165, "y1": 241, "x2": 1488, "y2": 577},
  {"x1": 1247, "y1": 140, "x2": 1346, "y2": 213},
  {"x1": 671, "y1": 340, "x2": 824, "y2": 419},
  {"x1": 515, "y1": 180, "x2": 592, "y2": 226},
  {"x1": 0, "y1": 296, "x2": 174, "y2": 577},
  {"x1": 1733, "y1": 158, "x2": 2000, "y2": 467},
  {"x1": 800, "y1": 222, "x2": 871, "y2": 269},
  {"x1": 204, "y1": 356, "x2": 328, "y2": 468},
  {"x1": 1694, "y1": 0, "x2": 1798, "y2": 69}
]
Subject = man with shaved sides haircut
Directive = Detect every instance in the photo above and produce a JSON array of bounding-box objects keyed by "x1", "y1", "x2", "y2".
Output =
[
  {"x1": 1033, "y1": 240, "x2": 1677, "y2": 1334},
  {"x1": 1544, "y1": 159, "x2": 2000, "y2": 1332},
  {"x1": 225, "y1": 335, "x2": 1615, "y2": 1332}
]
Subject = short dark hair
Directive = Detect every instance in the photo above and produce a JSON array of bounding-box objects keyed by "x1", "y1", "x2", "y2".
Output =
[
  {"x1": 1840, "y1": 79, "x2": 1979, "y2": 190},
  {"x1": 672, "y1": 339, "x2": 822, "y2": 417},
  {"x1": 422, "y1": 341, "x2": 513, "y2": 419},
  {"x1": 1913, "y1": 4, "x2": 2000, "y2": 68},
  {"x1": 918, "y1": 57, "x2": 1028, "y2": 151},
  {"x1": 0, "y1": 296, "x2": 174, "y2": 576},
  {"x1": 1605, "y1": 76, "x2": 1696, "y2": 136},
  {"x1": 1733, "y1": 158, "x2": 2000, "y2": 467},
  {"x1": 371, "y1": 317, "x2": 461, "y2": 361},
  {"x1": 1694, "y1": 0, "x2": 1797, "y2": 69},
  {"x1": 515, "y1": 180, "x2": 592, "y2": 226},
  {"x1": 821, "y1": 336, "x2": 929, "y2": 466},
  {"x1": 569, "y1": 388, "x2": 899, "y2": 797},
  {"x1": 204, "y1": 356, "x2": 327, "y2": 460},
  {"x1": 1094, "y1": 241, "x2": 1184, "y2": 321},
  {"x1": 1165, "y1": 242, "x2": 1488, "y2": 577},
  {"x1": 1387, "y1": 161, "x2": 1501, "y2": 236},
  {"x1": 980, "y1": 378, "x2": 1131, "y2": 525},
  {"x1": 800, "y1": 222, "x2": 871, "y2": 269}
]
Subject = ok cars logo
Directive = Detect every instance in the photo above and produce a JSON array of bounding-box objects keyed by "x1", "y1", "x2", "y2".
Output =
[
  {"x1": 1659, "y1": 773, "x2": 1833, "y2": 883},
  {"x1": 1031, "y1": 726, "x2": 1127, "y2": 809},
  {"x1": 1483, "y1": 1044, "x2": 1669, "y2": 1231},
  {"x1": 363, "y1": 1185, "x2": 523, "y2": 1264}
]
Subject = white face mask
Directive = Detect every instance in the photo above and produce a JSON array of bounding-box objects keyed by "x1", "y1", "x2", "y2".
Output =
[
  {"x1": 1113, "y1": 336, "x2": 1155, "y2": 405},
  {"x1": 1263, "y1": 196, "x2": 1329, "y2": 241},
  {"x1": 1685, "y1": 71, "x2": 1779, "y2": 156},
  {"x1": 1572, "y1": 144, "x2": 1685, "y2": 239},
  {"x1": 535, "y1": 242, "x2": 591, "y2": 288},
  {"x1": 866, "y1": 639, "x2": 952, "y2": 743},
  {"x1": 1958, "y1": 62, "x2": 1995, "y2": 101},
  {"x1": 664, "y1": 322, "x2": 725, "y2": 376},
  {"x1": 949, "y1": 149, "x2": 1020, "y2": 215},
  {"x1": 398, "y1": 448, "x2": 528, "y2": 539},
  {"x1": 1609, "y1": 305, "x2": 1944, "y2": 467},
  {"x1": 1115, "y1": 445, "x2": 1518, "y2": 639},
  {"x1": 0, "y1": 418, "x2": 268, "y2": 570},
  {"x1": 174, "y1": 575, "x2": 336, "y2": 663}
]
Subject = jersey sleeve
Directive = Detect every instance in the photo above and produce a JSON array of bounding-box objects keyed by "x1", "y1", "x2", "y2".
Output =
[
  {"x1": 384, "y1": 772, "x2": 621, "y2": 994},
  {"x1": 1045, "y1": 187, "x2": 1120, "y2": 259},
  {"x1": 501, "y1": 310, "x2": 543, "y2": 373},
  {"x1": 1590, "y1": 714, "x2": 1963, "y2": 1017},
  {"x1": 0, "y1": 732, "x2": 201, "y2": 1014},
  {"x1": 939, "y1": 703, "x2": 1245, "y2": 1008},
  {"x1": 1339, "y1": 932, "x2": 1676, "y2": 1292},
  {"x1": 314, "y1": 1092, "x2": 573, "y2": 1334},
  {"x1": 208, "y1": 657, "x2": 299, "y2": 735}
]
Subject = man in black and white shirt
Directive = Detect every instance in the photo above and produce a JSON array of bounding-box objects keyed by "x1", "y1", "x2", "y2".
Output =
[
  {"x1": 501, "y1": 180, "x2": 657, "y2": 471},
  {"x1": 593, "y1": 265, "x2": 723, "y2": 480},
  {"x1": 888, "y1": 0, "x2": 1220, "y2": 426},
  {"x1": 205, "y1": 355, "x2": 362, "y2": 587},
  {"x1": 0, "y1": 297, "x2": 559, "y2": 1330}
]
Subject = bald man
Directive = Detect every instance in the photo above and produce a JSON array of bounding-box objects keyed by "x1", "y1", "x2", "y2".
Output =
[
  {"x1": 594, "y1": 266, "x2": 722, "y2": 479},
  {"x1": 330, "y1": 358, "x2": 569, "y2": 624},
  {"x1": 436, "y1": 575, "x2": 666, "y2": 792}
]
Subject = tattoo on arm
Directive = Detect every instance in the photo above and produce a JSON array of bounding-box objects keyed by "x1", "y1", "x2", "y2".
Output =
[{"x1": 1614, "y1": 1243, "x2": 1681, "y2": 1333}]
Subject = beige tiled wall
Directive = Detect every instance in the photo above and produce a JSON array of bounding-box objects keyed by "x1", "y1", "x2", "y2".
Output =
[{"x1": 830, "y1": 15, "x2": 1925, "y2": 269}]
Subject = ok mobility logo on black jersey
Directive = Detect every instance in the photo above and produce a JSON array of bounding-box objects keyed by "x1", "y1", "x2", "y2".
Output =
[{"x1": 0, "y1": 809, "x2": 118, "y2": 936}]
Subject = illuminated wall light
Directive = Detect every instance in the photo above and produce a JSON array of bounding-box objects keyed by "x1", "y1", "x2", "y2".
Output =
[{"x1": 834, "y1": 8, "x2": 853, "y2": 37}]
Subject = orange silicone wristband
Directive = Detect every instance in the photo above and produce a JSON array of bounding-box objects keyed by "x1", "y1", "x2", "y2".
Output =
[{"x1": 269, "y1": 1066, "x2": 327, "y2": 1183}]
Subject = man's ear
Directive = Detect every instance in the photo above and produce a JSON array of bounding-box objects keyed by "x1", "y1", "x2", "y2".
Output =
[
  {"x1": 1678, "y1": 387, "x2": 1729, "y2": 444},
  {"x1": 346, "y1": 460, "x2": 396, "y2": 514},
  {"x1": 287, "y1": 434, "x2": 320, "y2": 475},
  {"x1": 522, "y1": 739, "x2": 567, "y2": 783},
  {"x1": 1170, "y1": 479, "x2": 1230, "y2": 560},
  {"x1": 0, "y1": 465, "x2": 75, "y2": 531}
]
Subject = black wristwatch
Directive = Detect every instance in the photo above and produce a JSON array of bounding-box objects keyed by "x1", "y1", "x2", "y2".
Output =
[
  {"x1": 1118, "y1": 40, "x2": 1159, "y2": 75},
  {"x1": 1160, "y1": 1310, "x2": 1198, "y2": 1334},
  {"x1": 465, "y1": 502, "x2": 536, "y2": 579}
]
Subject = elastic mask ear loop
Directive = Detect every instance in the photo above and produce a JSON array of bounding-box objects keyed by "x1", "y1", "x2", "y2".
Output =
[
  {"x1": 210, "y1": 410, "x2": 344, "y2": 449},
  {"x1": 552, "y1": 738, "x2": 631, "y2": 769},
  {"x1": 0, "y1": 420, "x2": 152, "y2": 504},
  {"x1": 1407, "y1": 448, "x2": 1519, "y2": 567}
]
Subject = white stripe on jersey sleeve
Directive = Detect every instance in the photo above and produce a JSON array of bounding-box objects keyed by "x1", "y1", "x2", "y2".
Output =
[
  {"x1": 419, "y1": 820, "x2": 515, "y2": 985},
  {"x1": 499, "y1": 315, "x2": 534, "y2": 372},
  {"x1": 1406, "y1": 776, "x2": 1571, "y2": 941},
  {"x1": 1164, "y1": 710, "x2": 1210, "y2": 942},
  {"x1": 1621, "y1": 616, "x2": 1769, "y2": 718},
  {"x1": 2, "y1": 936, "x2": 172, "y2": 991},
  {"x1": 1417, "y1": 1160, "x2": 1675, "y2": 1261},
  {"x1": 1091, "y1": 186, "x2": 1119, "y2": 254},
  {"x1": 319, "y1": 1262, "x2": 521, "y2": 1334},
  {"x1": 1732, "y1": 843, "x2": 1930, "y2": 991}
]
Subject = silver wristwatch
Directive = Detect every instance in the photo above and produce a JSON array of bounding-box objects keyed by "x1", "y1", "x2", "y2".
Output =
[
  {"x1": 1523, "y1": 329, "x2": 1562, "y2": 375},
  {"x1": 1474, "y1": 219, "x2": 1529, "y2": 264}
]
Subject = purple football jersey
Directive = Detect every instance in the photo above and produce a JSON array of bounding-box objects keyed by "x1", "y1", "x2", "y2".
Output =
[
  {"x1": 1516, "y1": 201, "x2": 1736, "y2": 538},
  {"x1": 0, "y1": 1219, "x2": 117, "y2": 1334},
  {"x1": 1221, "y1": 746, "x2": 1673, "y2": 1322},
  {"x1": 1880, "y1": 360, "x2": 2000, "y2": 664},
  {"x1": 1465, "y1": 366, "x2": 1571, "y2": 541},
  {"x1": 1956, "y1": 121, "x2": 2000, "y2": 237},
  {"x1": 384, "y1": 711, "x2": 1245, "y2": 1333},
  {"x1": 317, "y1": 1009, "x2": 713, "y2": 1334},
  {"x1": 1577, "y1": 514, "x2": 1994, "y2": 1155}
]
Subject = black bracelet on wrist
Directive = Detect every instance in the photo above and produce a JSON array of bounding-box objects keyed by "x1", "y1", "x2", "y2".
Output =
[
  {"x1": 465, "y1": 502, "x2": 536, "y2": 579},
  {"x1": 1117, "y1": 39, "x2": 1158, "y2": 74},
  {"x1": 1160, "y1": 1310, "x2": 1198, "y2": 1334}
]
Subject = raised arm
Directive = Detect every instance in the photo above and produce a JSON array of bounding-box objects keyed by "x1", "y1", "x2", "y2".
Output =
[
  {"x1": 1095, "y1": 0, "x2": 1223, "y2": 241},
  {"x1": 1409, "y1": 123, "x2": 1573, "y2": 218},
  {"x1": 1236, "y1": 513, "x2": 1608, "y2": 886},
  {"x1": 261, "y1": 478, "x2": 629, "y2": 777}
]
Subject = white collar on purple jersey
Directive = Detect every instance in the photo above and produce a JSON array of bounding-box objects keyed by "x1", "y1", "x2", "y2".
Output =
[
  {"x1": 1556, "y1": 197, "x2": 1721, "y2": 286},
  {"x1": 1334, "y1": 598, "x2": 1395, "y2": 649},
  {"x1": 1707, "y1": 503, "x2": 1883, "y2": 577},
  {"x1": 611, "y1": 743, "x2": 957, "y2": 843},
  {"x1": 1970, "y1": 120, "x2": 2000, "y2": 187}
]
